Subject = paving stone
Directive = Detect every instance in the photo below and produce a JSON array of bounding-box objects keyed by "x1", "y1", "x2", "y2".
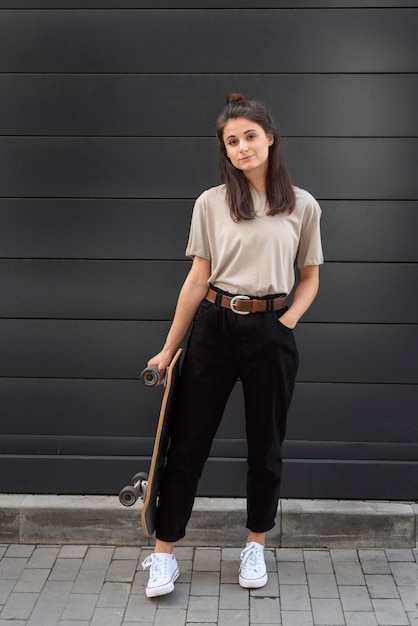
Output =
[
  {"x1": 4, "y1": 545, "x2": 35, "y2": 558},
  {"x1": 311, "y1": 598, "x2": 345, "y2": 625},
  {"x1": 359, "y1": 550, "x2": 391, "y2": 574},
  {"x1": 90, "y1": 606, "x2": 125, "y2": 625},
  {"x1": 330, "y1": 549, "x2": 360, "y2": 562},
  {"x1": 307, "y1": 573, "x2": 339, "y2": 599},
  {"x1": 0, "y1": 621, "x2": 27, "y2": 626},
  {"x1": 97, "y1": 581, "x2": 131, "y2": 608},
  {"x1": 13, "y1": 567, "x2": 49, "y2": 592},
  {"x1": 0, "y1": 591, "x2": 38, "y2": 620},
  {"x1": 371, "y1": 599, "x2": 410, "y2": 625},
  {"x1": 190, "y1": 571, "x2": 220, "y2": 596},
  {"x1": 333, "y1": 559, "x2": 365, "y2": 585},
  {"x1": 219, "y1": 583, "x2": 249, "y2": 609},
  {"x1": 26, "y1": 546, "x2": 60, "y2": 569},
  {"x1": 153, "y1": 607, "x2": 187, "y2": 625},
  {"x1": 82, "y1": 546, "x2": 114, "y2": 570},
  {"x1": 279, "y1": 584, "x2": 311, "y2": 611},
  {"x1": 221, "y1": 548, "x2": 242, "y2": 562},
  {"x1": 250, "y1": 596, "x2": 281, "y2": 624},
  {"x1": 60, "y1": 592, "x2": 98, "y2": 621},
  {"x1": 105, "y1": 559, "x2": 137, "y2": 583},
  {"x1": 217, "y1": 608, "x2": 250, "y2": 625},
  {"x1": 187, "y1": 595, "x2": 219, "y2": 622},
  {"x1": 251, "y1": 571, "x2": 279, "y2": 597},
  {"x1": 277, "y1": 561, "x2": 307, "y2": 585},
  {"x1": 113, "y1": 546, "x2": 141, "y2": 561},
  {"x1": 0, "y1": 557, "x2": 28, "y2": 579},
  {"x1": 398, "y1": 585, "x2": 418, "y2": 612},
  {"x1": 365, "y1": 574, "x2": 400, "y2": 599},
  {"x1": 58, "y1": 545, "x2": 88, "y2": 558},
  {"x1": 26, "y1": 605, "x2": 62, "y2": 625},
  {"x1": 276, "y1": 549, "x2": 304, "y2": 562},
  {"x1": 339, "y1": 584, "x2": 373, "y2": 611},
  {"x1": 344, "y1": 611, "x2": 378, "y2": 625},
  {"x1": 194, "y1": 548, "x2": 221, "y2": 572},
  {"x1": 172, "y1": 547, "x2": 195, "y2": 561},
  {"x1": 303, "y1": 550, "x2": 334, "y2": 574},
  {"x1": 153, "y1": 582, "x2": 190, "y2": 609},
  {"x1": 389, "y1": 561, "x2": 417, "y2": 586},
  {"x1": 36, "y1": 580, "x2": 74, "y2": 607},
  {"x1": 72, "y1": 568, "x2": 106, "y2": 593},
  {"x1": 385, "y1": 549, "x2": 416, "y2": 562},
  {"x1": 264, "y1": 549, "x2": 278, "y2": 572},
  {"x1": 220, "y1": 559, "x2": 238, "y2": 584},
  {"x1": 123, "y1": 593, "x2": 158, "y2": 622},
  {"x1": 49, "y1": 557, "x2": 83, "y2": 581},
  {"x1": 281, "y1": 611, "x2": 314, "y2": 626}
]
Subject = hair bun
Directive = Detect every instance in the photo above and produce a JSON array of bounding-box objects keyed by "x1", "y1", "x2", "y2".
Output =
[{"x1": 226, "y1": 93, "x2": 245, "y2": 105}]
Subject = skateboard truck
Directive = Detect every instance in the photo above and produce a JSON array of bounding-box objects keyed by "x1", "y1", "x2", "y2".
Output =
[{"x1": 119, "y1": 472, "x2": 148, "y2": 507}]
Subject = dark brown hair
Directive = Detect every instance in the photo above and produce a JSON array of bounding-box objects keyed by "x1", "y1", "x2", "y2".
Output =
[{"x1": 216, "y1": 93, "x2": 295, "y2": 221}]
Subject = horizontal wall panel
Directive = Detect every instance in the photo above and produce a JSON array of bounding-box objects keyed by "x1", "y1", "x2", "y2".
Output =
[
  {"x1": 287, "y1": 383, "x2": 418, "y2": 444},
  {"x1": 1, "y1": 436, "x2": 416, "y2": 464},
  {"x1": 0, "y1": 10, "x2": 416, "y2": 73},
  {"x1": 1, "y1": 74, "x2": 417, "y2": 138},
  {"x1": 0, "y1": 260, "x2": 189, "y2": 320},
  {"x1": 0, "y1": 320, "x2": 416, "y2": 383},
  {"x1": 304, "y1": 263, "x2": 418, "y2": 324},
  {"x1": 1, "y1": 379, "x2": 416, "y2": 444},
  {"x1": 0, "y1": 456, "x2": 416, "y2": 500},
  {"x1": 0, "y1": 260, "x2": 416, "y2": 324},
  {"x1": 1, "y1": 137, "x2": 417, "y2": 200},
  {"x1": 0, "y1": 199, "x2": 416, "y2": 263},
  {"x1": 320, "y1": 201, "x2": 418, "y2": 263},
  {"x1": 0, "y1": 199, "x2": 193, "y2": 260},
  {"x1": 296, "y1": 324, "x2": 418, "y2": 384},
  {"x1": 0, "y1": 378, "x2": 158, "y2": 438},
  {"x1": 2, "y1": 2, "x2": 418, "y2": 9}
]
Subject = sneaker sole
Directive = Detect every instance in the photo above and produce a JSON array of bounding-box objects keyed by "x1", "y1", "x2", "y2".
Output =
[
  {"x1": 146, "y1": 569, "x2": 179, "y2": 598},
  {"x1": 239, "y1": 572, "x2": 268, "y2": 589}
]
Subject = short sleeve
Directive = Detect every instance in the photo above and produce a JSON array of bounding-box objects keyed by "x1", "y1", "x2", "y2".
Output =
[
  {"x1": 185, "y1": 194, "x2": 212, "y2": 261},
  {"x1": 295, "y1": 199, "x2": 324, "y2": 268}
]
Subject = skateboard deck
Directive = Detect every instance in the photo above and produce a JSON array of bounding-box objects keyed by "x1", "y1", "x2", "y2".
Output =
[{"x1": 119, "y1": 348, "x2": 182, "y2": 537}]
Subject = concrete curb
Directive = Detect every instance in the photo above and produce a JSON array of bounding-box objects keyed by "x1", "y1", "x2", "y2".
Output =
[{"x1": 0, "y1": 495, "x2": 416, "y2": 549}]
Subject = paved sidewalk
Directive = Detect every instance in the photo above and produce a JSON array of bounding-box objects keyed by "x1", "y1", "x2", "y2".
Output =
[{"x1": 0, "y1": 543, "x2": 416, "y2": 625}]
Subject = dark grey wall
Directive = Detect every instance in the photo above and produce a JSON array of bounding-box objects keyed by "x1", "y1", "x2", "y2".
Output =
[{"x1": 0, "y1": 1, "x2": 417, "y2": 499}]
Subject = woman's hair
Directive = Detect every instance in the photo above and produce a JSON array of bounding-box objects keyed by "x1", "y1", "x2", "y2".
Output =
[{"x1": 216, "y1": 93, "x2": 295, "y2": 221}]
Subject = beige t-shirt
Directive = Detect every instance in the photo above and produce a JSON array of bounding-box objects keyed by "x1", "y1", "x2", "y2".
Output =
[{"x1": 185, "y1": 184, "x2": 324, "y2": 297}]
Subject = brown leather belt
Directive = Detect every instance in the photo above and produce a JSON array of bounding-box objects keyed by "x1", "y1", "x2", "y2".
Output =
[{"x1": 205, "y1": 287, "x2": 287, "y2": 315}]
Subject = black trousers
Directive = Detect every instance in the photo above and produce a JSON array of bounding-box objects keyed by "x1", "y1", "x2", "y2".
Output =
[{"x1": 155, "y1": 296, "x2": 299, "y2": 543}]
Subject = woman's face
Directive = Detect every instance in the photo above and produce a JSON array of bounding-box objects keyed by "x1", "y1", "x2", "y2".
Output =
[{"x1": 223, "y1": 117, "x2": 274, "y2": 177}]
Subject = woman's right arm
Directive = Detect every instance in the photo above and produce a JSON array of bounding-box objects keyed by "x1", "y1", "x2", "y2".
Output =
[{"x1": 147, "y1": 255, "x2": 211, "y2": 380}]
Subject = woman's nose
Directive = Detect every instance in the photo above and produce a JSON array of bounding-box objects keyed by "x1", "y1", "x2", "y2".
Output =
[{"x1": 239, "y1": 140, "x2": 249, "y2": 152}]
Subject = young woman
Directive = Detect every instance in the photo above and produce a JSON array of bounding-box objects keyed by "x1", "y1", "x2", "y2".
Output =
[{"x1": 141, "y1": 93, "x2": 324, "y2": 597}]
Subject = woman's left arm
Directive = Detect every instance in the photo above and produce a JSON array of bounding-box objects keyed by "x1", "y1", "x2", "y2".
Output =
[{"x1": 279, "y1": 265, "x2": 320, "y2": 329}]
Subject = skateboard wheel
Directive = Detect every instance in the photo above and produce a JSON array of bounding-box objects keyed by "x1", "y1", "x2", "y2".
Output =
[
  {"x1": 140, "y1": 366, "x2": 160, "y2": 386},
  {"x1": 119, "y1": 485, "x2": 139, "y2": 507},
  {"x1": 131, "y1": 472, "x2": 148, "y2": 484}
]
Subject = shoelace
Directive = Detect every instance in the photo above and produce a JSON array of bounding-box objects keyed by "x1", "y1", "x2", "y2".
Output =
[
  {"x1": 239, "y1": 543, "x2": 264, "y2": 573},
  {"x1": 142, "y1": 554, "x2": 169, "y2": 582}
]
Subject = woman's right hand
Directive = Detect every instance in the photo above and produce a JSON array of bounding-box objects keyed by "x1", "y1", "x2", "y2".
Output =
[{"x1": 146, "y1": 349, "x2": 175, "y2": 385}]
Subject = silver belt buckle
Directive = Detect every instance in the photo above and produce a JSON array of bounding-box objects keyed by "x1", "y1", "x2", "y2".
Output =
[{"x1": 230, "y1": 295, "x2": 250, "y2": 315}]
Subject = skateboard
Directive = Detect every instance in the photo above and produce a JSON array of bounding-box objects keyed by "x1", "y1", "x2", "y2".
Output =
[{"x1": 119, "y1": 348, "x2": 182, "y2": 536}]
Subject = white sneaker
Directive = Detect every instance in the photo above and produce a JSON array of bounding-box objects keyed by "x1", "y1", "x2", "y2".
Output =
[
  {"x1": 142, "y1": 553, "x2": 179, "y2": 598},
  {"x1": 239, "y1": 542, "x2": 268, "y2": 589}
]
